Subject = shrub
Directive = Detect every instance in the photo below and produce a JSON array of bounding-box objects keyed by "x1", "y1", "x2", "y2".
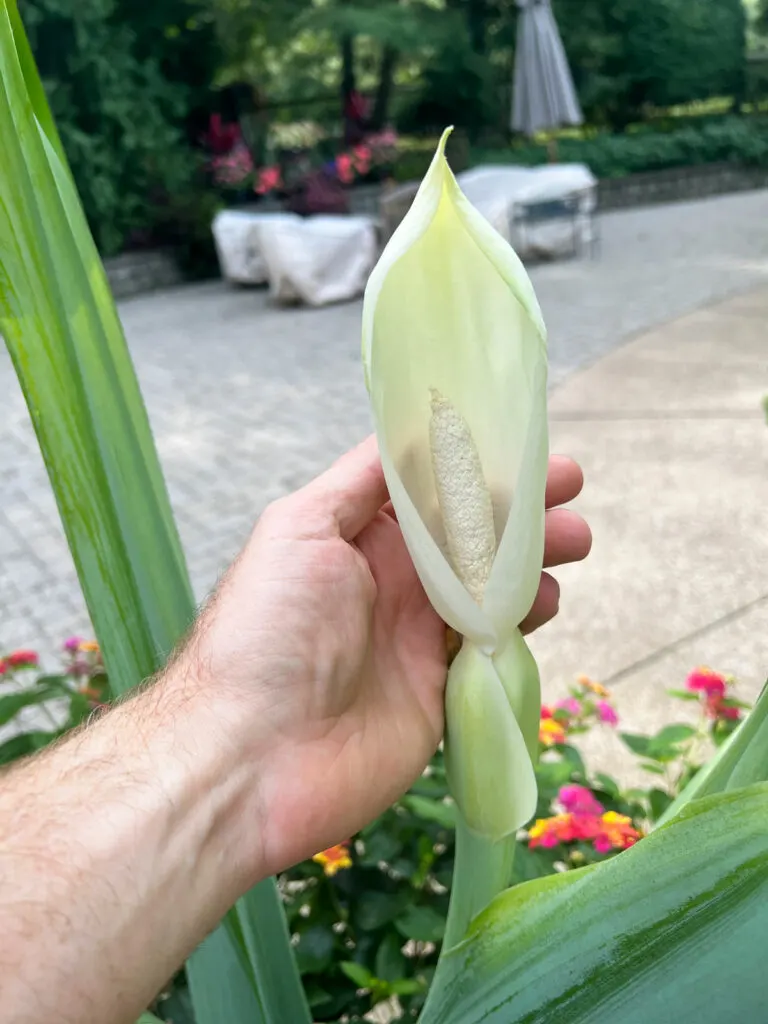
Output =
[
  {"x1": 21, "y1": 0, "x2": 194, "y2": 256},
  {"x1": 472, "y1": 116, "x2": 768, "y2": 180}
]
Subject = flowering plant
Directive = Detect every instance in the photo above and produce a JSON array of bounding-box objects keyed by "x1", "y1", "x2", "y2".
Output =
[{"x1": 333, "y1": 129, "x2": 399, "y2": 186}]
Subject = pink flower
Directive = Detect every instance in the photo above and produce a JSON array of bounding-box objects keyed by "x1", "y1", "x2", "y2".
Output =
[
  {"x1": 63, "y1": 636, "x2": 82, "y2": 652},
  {"x1": 255, "y1": 166, "x2": 281, "y2": 195},
  {"x1": 7, "y1": 650, "x2": 38, "y2": 668},
  {"x1": 686, "y1": 667, "x2": 726, "y2": 700},
  {"x1": 555, "y1": 697, "x2": 581, "y2": 717},
  {"x1": 336, "y1": 153, "x2": 354, "y2": 184},
  {"x1": 597, "y1": 700, "x2": 619, "y2": 726},
  {"x1": 559, "y1": 784, "x2": 604, "y2": 817},
  {"x1": 0, "y1": 660, "x2": 6, "y2": 676},
  {"x1": 540, "y1": 704, "x2": 553, "y2": 719},
  {"x1": 593, "y1": 835, "x2": 614, "y2": 854}
]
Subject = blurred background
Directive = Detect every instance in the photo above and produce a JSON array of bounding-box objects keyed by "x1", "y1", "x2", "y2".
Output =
[{"x1": 3, "y1": 0, "x2": 768, "y2": 768}]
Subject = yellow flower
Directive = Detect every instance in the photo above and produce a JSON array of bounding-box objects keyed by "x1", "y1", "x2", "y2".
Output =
[
  {"x1": 539, "y1": 717, "x2": 566, "y2": 747},
  {"x1": 312, "y1": 843, "x2": 353, "y2": 877},
  {"x1": 78, "y1": 640, "x2": 100, "y2": 653},
  {"x1": 577, "y1": 674, "x2": 610, "y2": 698}
]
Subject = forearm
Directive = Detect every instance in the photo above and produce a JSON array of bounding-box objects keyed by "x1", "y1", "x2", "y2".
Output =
[{"x1": 0, "y1": 666, "x2": 264, "y2": 1024}]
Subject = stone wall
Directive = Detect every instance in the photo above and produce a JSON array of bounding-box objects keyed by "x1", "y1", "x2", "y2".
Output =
[
  {"x1": 598, "y1": 162, "x2": 768, "y2": 211},
  {"x1": 103, "y1": 249, "x2": 183, "y2": 301}
]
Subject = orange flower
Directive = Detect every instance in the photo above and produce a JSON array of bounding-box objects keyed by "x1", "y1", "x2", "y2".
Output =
[
  {"x1": 312, "y1": 843, "x2": 352, "y2": 877},
  {"x1": 577, "y1": 674, "x2": 610, "y2": 698},
  {"x1": 594, "y1": 811, "x2": 641, "y2": 853},
  {"x1": 78, "y1": 641, "x2": 100, "y2": 653},
  {"x1": 539, "y1": 716, "x2": 566, "y2": 747}
]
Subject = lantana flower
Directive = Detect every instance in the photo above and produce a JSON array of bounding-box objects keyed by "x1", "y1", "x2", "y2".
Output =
[{"x1": 312, "y1": 843, "x2": 353, "y2": 877}]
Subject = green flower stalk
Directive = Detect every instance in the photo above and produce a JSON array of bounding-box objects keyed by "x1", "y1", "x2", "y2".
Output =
[{"x1": 363, "y1": 128, "x2": 548, "y2": 842}]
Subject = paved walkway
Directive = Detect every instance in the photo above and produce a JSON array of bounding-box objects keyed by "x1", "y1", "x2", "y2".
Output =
[
  {"x1": 530, "y1": 286, "x2": 768, "y2": 782},
  {"x1": 2, "y1": 188, "x2": 768, "y2": 674}
]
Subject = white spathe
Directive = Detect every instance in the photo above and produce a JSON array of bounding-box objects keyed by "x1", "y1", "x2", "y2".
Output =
[
  {"x1": 362, "y1": 129, "x2": 550, "y2": 838},
  {"x1": 363, "y1": 129, "x2": 548, "y2": 652}
]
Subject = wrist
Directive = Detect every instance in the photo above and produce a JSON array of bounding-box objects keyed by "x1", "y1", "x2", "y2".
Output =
[{"x1": 153, "y1": 657, "x2": 274, "y2": 895}]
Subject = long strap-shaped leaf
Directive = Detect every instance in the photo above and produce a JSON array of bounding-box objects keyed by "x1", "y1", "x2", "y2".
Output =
[
  {"x1": 421, "y1": 783, "x2": 768, "y2": 1023},
  {"x1": 0, "y1": 4, "x2": 310, "y2": 1021}
]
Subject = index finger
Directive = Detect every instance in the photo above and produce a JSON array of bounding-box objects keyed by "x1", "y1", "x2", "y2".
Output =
[{"x1": 296, "y1": 435, "x2": 389, "y2": 540}]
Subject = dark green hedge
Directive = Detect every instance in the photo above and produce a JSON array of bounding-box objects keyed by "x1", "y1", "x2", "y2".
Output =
[{"x1": 470, "y1": 117, "x2": 768, "y2": 181}]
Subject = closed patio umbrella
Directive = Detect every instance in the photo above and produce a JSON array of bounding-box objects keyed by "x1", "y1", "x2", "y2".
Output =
[{"x1": 512, "y1": 0, "x2": 583, "y2": 137}]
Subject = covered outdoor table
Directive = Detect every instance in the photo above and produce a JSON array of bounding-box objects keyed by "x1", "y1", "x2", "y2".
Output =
[
  {"x1": 253, "y1": 215, "x2": 378, "y2": 306},
  {"x1": 455, "y1": 163, "x2": 597, "y2": 259},
  {"x1": 211, "y1": 210, "x2": 301, "y2": 285}
]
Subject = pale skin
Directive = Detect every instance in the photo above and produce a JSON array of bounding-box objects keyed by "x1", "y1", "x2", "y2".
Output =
[{"x1": 0, "y1": 437, "x2": 591, "y2": 1023}]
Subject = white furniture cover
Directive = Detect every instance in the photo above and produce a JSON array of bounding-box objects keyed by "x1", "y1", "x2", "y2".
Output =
[
  {"x1": 212, "y1": 210, "x2": 301, "y2": 285},
  {"x1": 254, "y1": 215, "x2": 378, "y2": 306},
  {"x1": 455, "y1": 163, "x2": 597, "y2": 258}
]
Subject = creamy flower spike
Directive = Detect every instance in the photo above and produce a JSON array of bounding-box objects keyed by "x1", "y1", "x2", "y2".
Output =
[{"x1": 362, "y1": 128, "x2": 548, "y2": 839}]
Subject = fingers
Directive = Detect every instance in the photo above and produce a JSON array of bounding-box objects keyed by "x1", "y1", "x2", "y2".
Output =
[
  {"x1": 520, "y1": 572, "x2": 560, "y2": 634},
  {"x1": 545, "y1": 455, "x2": 583, "y2": 509},
  {"x1": 293, "y1": 435, "x2": 389, "y2": 540},
  {"x1": 543, "y1": 508, "x2": 592, "y2": 568}
]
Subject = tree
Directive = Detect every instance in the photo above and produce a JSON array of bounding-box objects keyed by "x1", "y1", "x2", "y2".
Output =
[{"x1": 554, "y1": 0, "x2": 747, "y2": 128}]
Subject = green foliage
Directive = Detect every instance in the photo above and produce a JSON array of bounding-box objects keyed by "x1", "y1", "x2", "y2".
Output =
[
  {"x1": 472, "y1": 116, "x2": 768, "y2": 179},
  {"x1": 5, "y1": 641, "x2": 751, "y2": 1020},
  {"x1": 554, "y1": 0, "x2": 746, "y2": 128},
  {"x1": 19, "y1": 0, "x2": 195, "y2": 256},
  {"x1": 420, "y1": 784, "x2": 768, "y2": 1023}
]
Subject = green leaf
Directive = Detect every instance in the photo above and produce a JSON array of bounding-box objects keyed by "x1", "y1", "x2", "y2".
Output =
[
  {"x1": 593, "y1": 772, "x2": 620, "y2": 799},
  {"x1": 136, "y1": 1015, "x2": 164, "y2": 1024},
  {"x1": 0, "y1": 6, "x2": 308, "y2": 1021},
  {"x1": 648, "y1": 787, "x2": 673, "y2": 821},
  {"x1": 391, "y1": 977, "x2": 427, "y2": 996},
  {"x1": 340, "y1": 961, "x2": 376, "y2": 989},
  {"x1": 421, "y1": 784, "x2": 768, "y2": 1023},
  {"x1": 0, "y1": 731, "x2": 56, "y2": 765},
  {"x1": 666, "y1": 688, "x2": 701, "y2": 702},
  {"x1": 295, "y1": 925, "x2": 336, "y2": 975},
  {"x1": 0, "y1": 684, "x2": 64, "y2": 726},
  {"x1": 649, "y1": 724, "x2": 696, "y2": 749},
  {"x1": 395, "y1": 905, "x2": 446, "y2": 943},
  {"x1": 355, "y1": 889, "x2": 409, "y2": 932},
  {"x1": 640, "y1": 761, "x2": 666, "y2": 776},
  {"x1": 401, "y1": 794, "x2": 457, "y2": 829},
  {"x1": 188, "y1": 926, "x2": 263, "y2": 1022},
  {"x1": 619, "y1": 732, "x2": 651, "y2": 757},
  {"x1": 375, "y1": 932, "x2": 406, "y2": 983}
]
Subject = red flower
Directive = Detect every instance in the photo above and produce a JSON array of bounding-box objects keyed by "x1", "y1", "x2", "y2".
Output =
[
  {"x1": 7, "y1": 650, "x2": 39, "y2": 668},
  {"x1": 202, "y1": 113, "x2": 242, "y2": 155},
  {"x1": 705, "y1": 695, "x2": 740, "y2": 721},
  {"x1": 0, "y1": 660, "x2": 6, "y2": 675}
]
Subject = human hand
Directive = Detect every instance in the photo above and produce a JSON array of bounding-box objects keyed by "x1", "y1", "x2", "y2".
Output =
[{"x1": 182, "y1": 437, "x2": 591, "y2": 878}]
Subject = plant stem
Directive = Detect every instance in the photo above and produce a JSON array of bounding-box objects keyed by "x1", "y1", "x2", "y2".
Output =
[{"x1": 442, "y1": 812, "x2": 516, "y2": 951}]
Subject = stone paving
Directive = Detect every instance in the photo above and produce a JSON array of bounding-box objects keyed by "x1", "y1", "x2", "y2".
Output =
[{"x1": 3, "y1": 188, "x2": 768, "y2": 657}]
